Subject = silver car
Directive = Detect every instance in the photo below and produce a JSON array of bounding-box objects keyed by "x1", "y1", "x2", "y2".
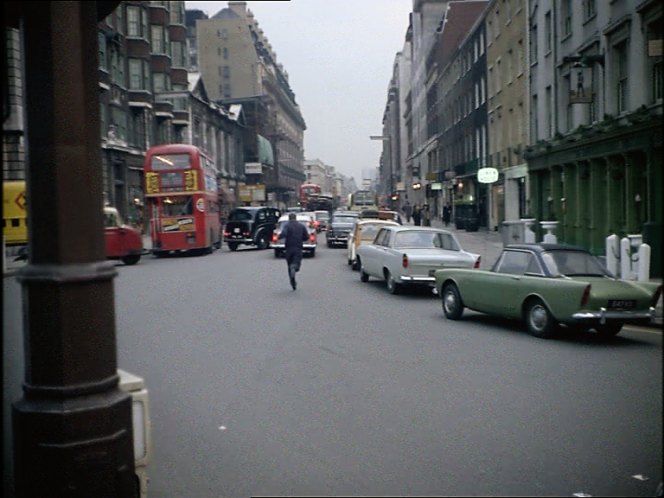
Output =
[{"x1": 356, "y1": 226, "x2": 480, "y2": 294}]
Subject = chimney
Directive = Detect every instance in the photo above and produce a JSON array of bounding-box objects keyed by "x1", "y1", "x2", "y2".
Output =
[{"x1": 229, "y1": 1, "x2": 247, "y2": 17}]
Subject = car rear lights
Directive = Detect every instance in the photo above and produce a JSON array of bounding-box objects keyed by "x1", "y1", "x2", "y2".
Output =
[
  {"x1": 580, "y1": 284, "x2": 592, "y2": 307},
  {"x1": 223, "y1": 230, "x2": 230, "y2": 237},
  {"x1": 652, "y1": 286, "x2": 662, "y2": 307},
  {"x1": 402, "y1": 254, "x2": 408, "y2": 268},
  {"x1": 272, "y1": 233, "x2": 278, "y2": 243},
  {"x1": 474, "y1": 256, "x2": 481, "y2": 269},
  {"x1": 309, "y1": 233, "x2": 316, "y2": 242}
]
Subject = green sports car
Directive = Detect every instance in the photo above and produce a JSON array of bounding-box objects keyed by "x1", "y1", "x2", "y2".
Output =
[{"x1": 434, "y1": 243, "x2": 661, "y2": 339}]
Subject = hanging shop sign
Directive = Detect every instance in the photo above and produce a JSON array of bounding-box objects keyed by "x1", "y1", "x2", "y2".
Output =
[{"x1": 477, "y1": 167, "x2": 499, "y2": 184}]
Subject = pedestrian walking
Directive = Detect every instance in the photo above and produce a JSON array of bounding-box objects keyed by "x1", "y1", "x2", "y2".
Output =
[
  {"x1": 442, "y1": 204, "x2": 451, "y2": 227},
  {"x1": 412, "y1": 205, "x2": 422, "y2": 226},
  {"x1": 280, "y1": 212, "x2": 310, "y2": 290},
  {"x1": 403, "y1": 201, "x2": 412, "y2": 223},
  {"x1": 423, "y1": 204, "x2": 431, "y2": 226}
]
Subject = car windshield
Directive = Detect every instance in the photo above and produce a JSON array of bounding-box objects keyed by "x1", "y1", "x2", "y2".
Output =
[
  {"x1": 394, "y1": 231, "x2": 460, "y2": 250},
  {"x1": 229, "y1": 209, "x2": 253, "y2": 221},
  {"x1": 542, "y1": 250, "x2": 612, "y2": 277},
  {"x1": 315, "y1": 212, "x2": 329, "y2": 221}
]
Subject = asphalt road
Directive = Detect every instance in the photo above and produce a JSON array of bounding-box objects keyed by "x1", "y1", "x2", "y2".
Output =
[{"x1": 4, "y1": 237, "x2": 663, "y2": 497}]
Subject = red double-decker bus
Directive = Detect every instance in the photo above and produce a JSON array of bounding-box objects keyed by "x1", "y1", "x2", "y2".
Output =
[
  {"x1": 144, "y1": 144, "x2": 222, "y2": 256},
  {"x1": 299, "y1": 183, "x2": 321, "y2": 205}
]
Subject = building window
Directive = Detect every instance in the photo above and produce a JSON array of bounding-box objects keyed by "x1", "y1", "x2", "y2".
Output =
[
  {"x1": 98, "y1": 32, "x2": 107, "y2": 71},
  {"x1": 171, "y1": 40, "x2": 186, "y2": 67},
  {"x1": 614, "y1": 40, "x2": 628, "y2": 113},
  {"x1": 111, "y1": 106, "x2": 128, "y2": 142},
  {"x1": 582, "y1": 0, "x2": 595, "y2": 21},
  {"x1": 153, "y1": 73, "x2": 171, "y2": 93},
  {"x1": 545, "y1": 11, "x2": 552, "y2": 53},
  {"x1": 130, "y1": 108, "x2": 146, "y2": 149},
  {"x1": 531, "y1": 94, "x2": 538, "y2": 141},
  {"x1": 169, "y1": 0, "x2": 184, "y2": 25},
  {"x1": 223, "y1": 47, "x2": 229, "y2": 60},
  {"x1": 115, "y1": 4, "x2": 124, "y2": 35},
  {"x1": 151, "y1": 25, "x2": 167, "y2": 54},
  {"x1": 564, "y1": 74, "x2": 572, "y2": 131},
  {"x1": 648, "y1": 21, "x2": 663, "y2": 103},
  {"x1": 561, "y1": 0, "x2": 572, "y2": 38},
  {"x1": 545, "y1": 86, "x2": 552, "y2": 136},
  {"x1": 110, "y1": 48, "x2": 125, "y2": 87},
  {"x1": 126, "y1": 5, "x2": 144, "y2": 38},
  {"x1": 530, "y1": 23, "x2": 538, "y2": 62}
]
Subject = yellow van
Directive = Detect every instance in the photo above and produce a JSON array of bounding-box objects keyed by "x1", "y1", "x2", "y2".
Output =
[{"x1": 3, "y1": 180, "x2": 28, "y2": 246}]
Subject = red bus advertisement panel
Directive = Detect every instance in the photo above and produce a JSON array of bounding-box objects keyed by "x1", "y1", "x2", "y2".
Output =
[{"x1": 143, "y1": 144, "x2": 222, "y2": 255}]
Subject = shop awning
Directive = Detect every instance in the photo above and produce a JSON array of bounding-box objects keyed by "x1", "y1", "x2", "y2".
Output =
[{"x1": 257, "y1": 134, "x2": 274, "y2": 166}]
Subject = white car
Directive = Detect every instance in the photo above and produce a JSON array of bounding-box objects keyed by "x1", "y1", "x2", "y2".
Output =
[
  {"x1": 347, "y1": 219, "x2": 400, "y2": 270},
  {"x1": 356, "y1": 226, "x2": 480, "y2": 294},
  {"x1": 271, "y1": 213, "x2": 318, "y2": 257}
]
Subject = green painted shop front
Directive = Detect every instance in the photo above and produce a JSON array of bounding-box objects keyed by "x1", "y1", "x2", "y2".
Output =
[{"x1": 525, "y1": 115, "x2": 662, "y2": 277}]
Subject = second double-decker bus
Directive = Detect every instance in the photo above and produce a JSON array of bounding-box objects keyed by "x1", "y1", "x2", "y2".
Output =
[
  {"x1": 144, "y1": 144, "x2": 222, "y2": 256},
  {"x1": 348, "y1": 189, "x2": 378, "y2": 212}
]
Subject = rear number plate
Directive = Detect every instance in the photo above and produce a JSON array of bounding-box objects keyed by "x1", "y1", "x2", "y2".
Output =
[
  {"x1": 608, "y1": 299, "x2": 636, "y2": 309},
  {"x1": 233, "y1": 228, "x2": 240, "y2": 233}
]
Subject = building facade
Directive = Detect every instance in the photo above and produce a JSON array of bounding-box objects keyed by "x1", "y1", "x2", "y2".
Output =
[
  {"x1": 194, "y1": 1, "x2": 306, "y2": 208},
  {"x1": 525, "y1": 0, "x2": 662, "y2": 276}
]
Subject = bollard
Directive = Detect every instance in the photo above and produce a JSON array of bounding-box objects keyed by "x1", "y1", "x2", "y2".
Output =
[
  {"x1": 638, "y1": 243, "x2": 651, "y2": 282},
  {"x1": 620, "y1": 237, "x2": 633, "y2": 280},
  {"x1": 606, "y1": 234, "x2": 620, "y2": 277}
]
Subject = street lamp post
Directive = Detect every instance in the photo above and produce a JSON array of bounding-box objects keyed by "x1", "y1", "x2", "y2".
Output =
[{"x1": 370, "y1": 135, "x2": 393, "y2": 208}]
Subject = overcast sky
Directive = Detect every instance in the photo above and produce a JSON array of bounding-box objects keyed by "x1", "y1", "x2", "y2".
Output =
[{"x1": 185, "y1": 0, "x2": 413, "y2": 181}]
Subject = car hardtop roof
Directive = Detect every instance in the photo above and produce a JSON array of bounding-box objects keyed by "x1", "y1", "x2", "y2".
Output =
[
  {"x1": 278, "y1": 213, "x2": 312, "y2": 221},
  {"x1": 356, "y1": 219, "x2": 399, "y2": 226},
  {"x1": 388, "y1": 225, "x2": 452, "y2": 233},
  {"x1": 333, "y1": 211, "x2": 359, "y2": 216},
  {"x1": 504, "y1": 243, "x2": 587, "y2": 252}
]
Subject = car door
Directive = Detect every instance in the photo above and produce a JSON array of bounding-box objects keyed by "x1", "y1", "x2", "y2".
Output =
[
  {"x1": 362, "y1": 228, "x2": 389, "y2": 277},
  {"x1": 468, "y1": 249, "x2": 535, "y2": 316}
]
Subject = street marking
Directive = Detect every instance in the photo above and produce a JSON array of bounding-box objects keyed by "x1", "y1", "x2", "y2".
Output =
[
  {"x1": 573, "y1": 493, "x2": 592, "y2": 497},
  {"x1": 632, "y1": 474, "x2": 649, "y2": 481},
  {"x1": 219, "y1": 425, "x2": 227, "y2": 431}
]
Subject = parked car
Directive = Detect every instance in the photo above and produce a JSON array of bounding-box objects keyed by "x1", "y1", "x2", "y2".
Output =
[
  {"x1": 271, "y1": 213, "x2": 318, "y2": 257},
  {"x1": 434, "y1": 243, "x2": 662, "y2": 339},
  {"x1": 326, "y1": 211, "x2": 359, "y2": 248},
  {"x1": 356, "y1": 226, "x2": 480, "y2": 294},
  {"x1": 347, "y1": 219, "x2": 399, "y2": 270},
  {"x1": 224, "y1": 206, "x2": 281, "y2": 251},
  {"x1": 104, "y1": 206, "x2": 143, "y2": 265},
  {"x1": 454, "y1": 203, "x2": 479, "y2": 231},
  {"x1": 313, "y1": 210, "x2": 330, "y2": 232}
]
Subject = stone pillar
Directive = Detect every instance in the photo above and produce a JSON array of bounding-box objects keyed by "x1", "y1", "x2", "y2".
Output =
[{"x1": 12, "y1": 3, "x2": 136, "y2": 497}]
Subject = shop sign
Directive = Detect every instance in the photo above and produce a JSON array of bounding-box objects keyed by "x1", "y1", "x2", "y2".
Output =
[{"x1": 477, "y1": 167, "x2": 499, "y2": 184}]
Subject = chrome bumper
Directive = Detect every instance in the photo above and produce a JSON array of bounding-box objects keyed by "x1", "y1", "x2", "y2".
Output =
[
  {"x1": 399, "y1": 275, "x2": 436, "y2": 285},
  {"x1": 572, "y1": 307, "x2": 656, "y2": 324}
]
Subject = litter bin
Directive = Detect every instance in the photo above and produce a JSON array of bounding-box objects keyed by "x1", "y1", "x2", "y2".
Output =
[{"x1": 501, "y1": 220, "x2": 526, "y2": 246}]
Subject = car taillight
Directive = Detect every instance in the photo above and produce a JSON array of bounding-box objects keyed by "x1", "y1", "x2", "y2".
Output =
[
  {"x1": 272, "y1": 233, "x2": 278, "y2": 243},
  {"x1": 474, "y1": 256, "x2": 481, "y2": 269},
  {"x1": 309, "y1": 233, "x2": 316, "y2": 242},
  {"x1": 652, "y1": 286, "x2": 663, "y2": 307},
  {"x1": 402, "y1": 254, "x2": 408, "y2": 268},
  {"x1": 223, "y1": 231, "x2": 230, "y2": 237},
  {"x1": 580, "y1": 284, "x2": 591, "y2": 307}
]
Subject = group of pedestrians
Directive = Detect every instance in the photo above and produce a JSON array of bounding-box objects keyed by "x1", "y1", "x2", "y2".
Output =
[
  {"x1": 403, "y1": 201, "x2": 432, "y2": 226},
  {"x1": 403, "y1": 201, "x2": 453, "y2": 227}
]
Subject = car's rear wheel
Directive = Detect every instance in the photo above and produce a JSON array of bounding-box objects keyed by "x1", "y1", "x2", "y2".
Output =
[
  {"x1": 442, "y1": 283, "x2": 464, "y2": 320},
  {"x1": 228, "y1": 242, "x2": 238, "y2": 251},
  {"x1": 525, "y1": 298, "x2": 556, "y2": 339},
  {"x1": 122, "y1": 254, "x2": 141, "y2": 265},
  {"x1": 385, "y1": 270, "x2": 401, "y2": 295},
  {"x1": 309, "y1": 248, "x2": 316, "y2": 258},
  {"x1": 596, "y1": 323, "x2": 623, "y2": 337}
]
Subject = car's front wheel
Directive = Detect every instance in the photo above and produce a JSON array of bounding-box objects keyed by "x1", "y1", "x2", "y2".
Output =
[
  {"x1": 442, "y1": 283, "x2": 464, "y2": 320},
  {"x1": 525, "y1": 298, "x2": 556, "y2": 339},
  {"x1": 359, "y1": 258, "x2": 369, "y2": 282},
  {"x1": 596, "y1": 323, "x2": 623, "y2": 337},
  {"x1": 256, "y1": 233, "x2": 269, "y2": 250},
  {"x1": 122, "y1": 254, "x2": 141, "y2": 265}
]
